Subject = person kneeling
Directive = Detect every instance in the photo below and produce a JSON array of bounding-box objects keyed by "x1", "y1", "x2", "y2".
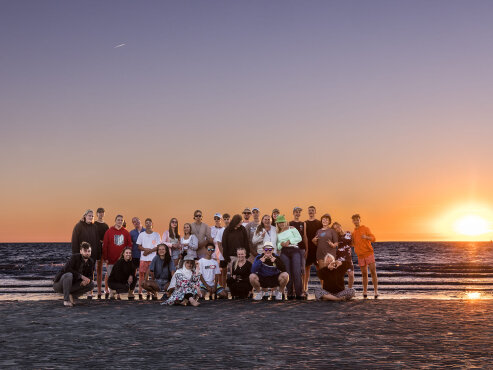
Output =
[
  {"x1": 227, "y1": 247, "x2": 252, "y2": 299},
  {"x1": 199, "y1": 242, "x2": 228, "y2": 300},
  {"x1": 249, "y1": 242, "x2": 289, "y2": 301},
  {"x1": 315, "y1": 254, "x2": 355, "y2": 301},
  {"x1": 53, "y1": 242, "x2": 95, "y2": 307},
  {"x1": 162, "y1": 255, "x2": 201, "y2": 306},
  {"x1": 108, "y1": 247, "x2": 137, "y2": 300},
  {"x1": 142, "y1": 244, "x2": 176, "y2": 301}
]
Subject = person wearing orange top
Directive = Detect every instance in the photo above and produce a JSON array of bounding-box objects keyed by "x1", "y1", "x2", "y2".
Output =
[{"x1": 351, "y1": 214, "x2": 379, "y2": 299}]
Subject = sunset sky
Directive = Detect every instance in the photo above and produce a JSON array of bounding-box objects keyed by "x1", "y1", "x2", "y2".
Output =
[{"x1": 1, "y1": 1, "x2": 493, "y2": 242}]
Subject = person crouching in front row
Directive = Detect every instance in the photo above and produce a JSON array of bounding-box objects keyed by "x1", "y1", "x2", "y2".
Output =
[
  {"x1": 53, "y1": 242, "x2": 95, "y2": 307},
  {"x1": 198, "y1": 242, "x2": 228, "y2": 300},
  {"x1": 249, "y1": 241, "x2": 289, "y2": 301},
  {"x1": 107, "y1": 247, "x2": 137, "y2": 300},
  {"x1": 314, "y1": 253, "x2": 355, "y2": 301},
  {"x1": 142, "y1": 243, "x2": 176, "y2": 300}
]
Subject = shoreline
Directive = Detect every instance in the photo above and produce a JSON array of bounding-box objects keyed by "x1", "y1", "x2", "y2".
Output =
[{"x1": 1, "y1": 299, "x2": 492, "y2": 368}]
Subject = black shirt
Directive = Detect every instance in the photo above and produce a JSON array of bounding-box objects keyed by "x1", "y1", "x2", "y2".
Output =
[
  {"x1": 289, "y1": 221, "x2": 306, "y2": 249},
  {"x1": 54, "y1": 253, "x2": 94, "y2": 283},
  {"x1": 305, "y1": 219, "x2": 323, "y2": 251},
  {"x1": 109, "y1": 258, "x2": 136, "y2": 284},
  {"x1": 222, "y1": 225, "x2": 250, "y2": 262}
]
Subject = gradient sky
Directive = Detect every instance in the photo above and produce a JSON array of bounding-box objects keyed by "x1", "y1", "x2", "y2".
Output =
[{"x1": 1, "y1": 1, "x2": 493, "y2": 242}]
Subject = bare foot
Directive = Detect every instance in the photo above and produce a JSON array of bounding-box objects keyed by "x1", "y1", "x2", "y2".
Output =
[
  {"x1": 189, "y1": 297, "x2": 200, "y2": 307},
  {"x1": 69, "y1": 294, "x2": 74, "y2": 304},
  {"x1": 180, "y1": 299, "x2": 189, "y2": 306},
  {"x1": 63, "y1": 301, "x2": 73, "y2": 307}
]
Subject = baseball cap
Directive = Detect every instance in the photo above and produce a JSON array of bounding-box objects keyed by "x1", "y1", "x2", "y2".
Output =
[
  {"x1": 243, "y1": 208, "x2": 252, "y2": 213},
  {"x1": 214, "y1": 213, "x2": 222, "y2": 218}
]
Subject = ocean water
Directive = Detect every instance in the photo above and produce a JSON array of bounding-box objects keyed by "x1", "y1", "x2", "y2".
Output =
[{"x1": 0, "y1": 242, "x2": 492, "y2": 300}]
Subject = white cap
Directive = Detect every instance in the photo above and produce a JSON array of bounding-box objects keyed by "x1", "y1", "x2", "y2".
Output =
[{"x1": 214, "y1": 213, "x2": 222, "y2": 218}]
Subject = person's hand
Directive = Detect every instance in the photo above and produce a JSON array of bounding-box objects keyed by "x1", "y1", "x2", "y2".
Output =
[
  {"x1": 80, "y1": 276, "x2": 90, "y2": 286},
  {"x1": 260, "y1": 255, "x2": 267, "y2": 262},
  {"x1": 362, "y1": 235, "x2": 370, "y2": 240},
  {"x1": 128, "y1": 276, "x2": 133, "y2": 284},
  {"x1": 232, "y1": 275, "x2": 236, "y2": 280},
  {"x1": 269, "y1": 256, "x2": 276, "y2": 263},
  {"x1": 261, "y1": 230, "x2": 266, "y2": 237},
  {"x1": 281, "y1": 241, "x2": 289, "y2": 247}
]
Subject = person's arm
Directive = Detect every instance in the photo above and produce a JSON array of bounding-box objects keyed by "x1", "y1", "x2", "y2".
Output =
[
  {"x1": 222, "y1": 230, "x2": 230, "y2": 262},
  {"x1": 206, "y1": 225, "x2": 213, "y2": 243},
  {"x1": 273, "y1": 255, "x2": 287, "y2": 273},
  {"x1": 188, "y1": 235, "x2": 198, "y2": 251},
  {"x1": 241, "y1": 227, "x2": 250, "y2": 258},
  {"x1": 312, "y1": 230, "x2": 320, "y2": 246},
  {"x1": 252, "y1": 231, "x2": 263, "y2": 245},
  {"x1": 303, "y1": 222, "x2": 308, "y2": 252},
  {"x1": 277, "y1": 233, "x2": 284, "y2": 251},
  {"x1": 102, "y1": 230, "x2": 110, "y2": 262},
  {"x1": 288, "y1": 228, "x2": 302, "y2": 245},
  {"x1": 251, "y1": 257, "x2": 261, "y2": 274},
  {"x1": 363, "y1": 227, "x2": 376, "y2": 242}
]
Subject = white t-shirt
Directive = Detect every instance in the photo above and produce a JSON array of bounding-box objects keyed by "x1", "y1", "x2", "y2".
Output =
[
  {"x1": 213, "y1": 227, "x2": 225, "y2": 261},
  {"x1": 136, "y1": 231, "x2": 161, "y2": 262},
  {"x1": 241, "y1": 221, "x2": 249, "y2": 227},
  {"x1": 198, "y1": 258, "x2": 220, "y2": 286}
]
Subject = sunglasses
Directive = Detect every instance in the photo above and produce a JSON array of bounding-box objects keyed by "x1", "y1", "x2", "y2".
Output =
[
  {"x1": 214, "y1": 217, "x2": 220, "y2": 220},
  {"x1": 207, "y1": 248, "x2": 215, "y2": 252},
  {"x1": 195, "y1": 214, "x2": 202, "y2": 218},
  {"x1": 263, "y1": 248, "x2": 274, "y2": 252},
  {"x1": 243, "y1": 212, "x2": 251, "y2": 214},
  {"x1": 171, "y1": 220, "x2": 177, "y2": 224}
]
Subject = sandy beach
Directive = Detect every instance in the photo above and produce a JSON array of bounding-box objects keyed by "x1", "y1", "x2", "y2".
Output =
[{"x1": 0, "y1": 298, "x2": 491, "y2": 368}]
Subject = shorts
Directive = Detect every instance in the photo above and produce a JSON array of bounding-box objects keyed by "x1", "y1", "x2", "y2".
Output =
[
  {"x1": 139, "y1": 260, "x2": 151, "y2": 274},
  {"x1": 258, "y1": 274, "x2": 280, "y2": 288},
  {"x1": 357, "y1": 253, "x2": 375, "y2": 267},
  {"x1": 306, "y1": 246, "x2": 317, "y2": 266},
  {"x1": 200, "y1": 283, "x2": 224, "y2": 294}
]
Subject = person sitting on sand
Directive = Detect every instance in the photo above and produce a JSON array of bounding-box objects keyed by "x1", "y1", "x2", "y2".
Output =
[
  {"x1": 142, "y1": 243, "x2": 176, "y2": 300},
  {"x1": 351, "y1": 214, "x2": 379, "y2": 299},
  {"x1": 314, "y1": 251, "x2": 355, "y2": 301},
  {"x1": 107, "y1": 247, "x2": 136, "y2": 300},
  {"x1": 198, "y1": 242, "x2": 227, "y2": 300},
  {"x1": 227, "y1": 247, "x2": 252, "y2": 299},
  {"x1": 163, "y1": 255, "x2": 201, "y2": 306},
  {"x1": 53, "y1": 241, "x2": 95, "y2": 307},
  {"x1": 332, "y1": 222, "x2": 355, "y2": 289},
  {"x1": 249, "y1": 242, "x2": 289, "y2": 301}
]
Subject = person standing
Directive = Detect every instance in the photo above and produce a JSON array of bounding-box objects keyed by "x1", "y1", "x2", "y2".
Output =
[
  {"x1": 214, "y1": 213, "x2": 230, "y2": 287},
  {"x1": 53, "y1": 242, "x2": 95, "y2": 307},
  {"x1": 251, "y1": 215, "x2": 277, "y2": 260},
  {"x1": 190, "y1": 210, "x2": 212, "y2": 259},
  {"x1": 94, "y1": 208, "x2": 109, "y2": 299},
  {"x1": 129, "y1": 217, "x2": 145, "y2": 275},
  {"x1": 276, "y1": 215, "x2": 304, "y2": 299},
  {"x1": 351, "y1": 214, "x2": 378, "y2": 298},
  {"x1": 71, "y1": 209, "x2": 100, "y2": 299},
  {"x1": 107, "y1": 247, "x2": 136, "y2": 300},
  {"x1": 181, "y1": 223, "x2": 199, "y2": 260},
  {"x1": 241, "y1": 208, "x2": 252, "y2": 227},
  {"x1": 245, "y1": 207, "x2": 261, "y2": 254},
  {"x1": 304, "y1": 206, "x2": 323, "y2": 293},
  {"x1": 313, "y1": 214, "x2": 339, "y2": 275},
  {"x1": 271, "y1": 208, "x2": 280, "y2": 226},
  {"x1": 289, "y1": 207, "x2": 308, "y2": 299},
  {"x1": 332, "y1": 222, "x2": 355, "y2": 289},
  {"x1": 222, "y1": 214, "x2": 250, "y2": 270},
  {"x1": 102, "y1": 215, "x2": 133, "y2": 299},
  {"x1": 136, "y1": 218, "x2": 161, "y2": 300},
  {"x1": 162, "y1": 218, "x2": 181, "y2": 267}
]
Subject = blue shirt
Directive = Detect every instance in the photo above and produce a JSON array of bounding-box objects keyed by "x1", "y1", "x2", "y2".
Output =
[
  {"x1": 149, "y1": 255, "x2": 176, "y2": 282},
  {"x1": 130, "y1": 228, "x2": 145, "y2": 258}
]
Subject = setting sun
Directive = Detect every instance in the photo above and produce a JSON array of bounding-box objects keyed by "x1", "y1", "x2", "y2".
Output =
[{"x1": 454, "y1": 215, "x2": 490, "y2": 236}]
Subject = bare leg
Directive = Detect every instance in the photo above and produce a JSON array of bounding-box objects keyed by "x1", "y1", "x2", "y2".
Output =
[
  {"x1": 361, "y1": 265, "x2": 368, "y2": 296},
  {"x1": 278, "y1": 272, "x2": 289, "y2": 292},
  {"x1": 97, "y1": 260, "x2": 103, "y2": 295},
  {"x1": 138, "y1": 271, "x2": 145, "y2": 294},
  {"x1": 304, "y1": 266, "x2": 310, "y2": 292},
  {"x1": 348, "y1": 270, "x2": 354, "y2": 289},
  {"x1": 321, "y1": 293, "x2": 343, "y2": 301},
  {"x1": 249, "y1": 274, "x2": 261, "y2": 291},
  {"x1": 369, "y1": 263, "x2": 378, "y2": 296}
]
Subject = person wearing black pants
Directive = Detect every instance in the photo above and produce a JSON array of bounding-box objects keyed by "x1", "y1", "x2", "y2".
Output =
[{"x1": 108, "y1": 247, "x2": 136, "y2": 300}]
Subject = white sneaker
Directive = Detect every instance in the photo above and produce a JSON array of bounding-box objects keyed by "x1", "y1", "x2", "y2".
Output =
[
  {"x1": 253, "y1": 291, "x2": 263, "y2": 301},
  {"x1": 274, "y1": 290, "x2": 283, "y2": 301}
]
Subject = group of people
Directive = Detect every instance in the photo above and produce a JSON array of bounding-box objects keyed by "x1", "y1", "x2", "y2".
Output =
[{"x1": 55, "y1": 206, "x2": 379, "y2": 307}]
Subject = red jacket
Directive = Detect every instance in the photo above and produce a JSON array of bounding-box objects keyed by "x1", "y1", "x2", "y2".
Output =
[{"x1": 103, "y1": 226, "x2": 133, "y2": 264}]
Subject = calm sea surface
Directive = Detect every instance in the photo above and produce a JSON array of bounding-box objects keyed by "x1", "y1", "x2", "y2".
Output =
[{"x1": 0, "y1": 242, "x2": 492, "y2": 300}]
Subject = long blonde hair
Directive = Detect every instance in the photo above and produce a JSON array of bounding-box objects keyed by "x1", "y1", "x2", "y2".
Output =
[
  {"x1": 80, "y1": 209, "x2": 94, "y2": 223},
  {"x1": 233, "y1": 247, "x2": 247, "y2": 270}
]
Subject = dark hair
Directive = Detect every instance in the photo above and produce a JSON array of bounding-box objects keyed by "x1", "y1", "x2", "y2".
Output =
[
  {"x1": 80, "y1": 241, "x2": 91, "y2": 250},
  {"x1": 332, "y1": 222, "x2": 341, "y2": 228},
  {"x1": 145, "y1": 218, "x2": 152, "y2": 223},
  {"x1": 271, "y1": 209, "x2": 279, "y2": 222},
  {"x1": 119, "y1": 246, "x2": 133, "y2": 260},
  {"x1": 157, "y1": 244, "x2": 171, "y2": 268},
  {"x1": 183, "y1": 223, "x2": 192, "y2": 235},
  {"x1": 206, "y1": 242, "x2": 215, "y2": 250},
  {"x1": 96, "y1": 207, "x2": 105, "y2": 213},
  {"x1": 194, "y1": 209, "x2": 202, "y2": 217},
  {"x1": 308, "y1": 205, "x2": 316, "y2": 210},
  {"x1": 321, "y1": 213, "x2": 332, "y2": 224},
  {"x1": 255, "y1": 214, "x2": 270, "y2": 234},
  {"x1": 226, "y1": 214, "x2": 242, "y2": 231},
  {"x1": 115, "y1": 214, "x2": 124, "y2": 221},
  {"x1": 223, "y1": 213, "x2": 231, "y2": 219},
  {"x1": 169, "y1": 218, "x2": 180, "y2": 240},
  {"x1": 352, "y1": 214, "x2": 361, "y2": 220}
]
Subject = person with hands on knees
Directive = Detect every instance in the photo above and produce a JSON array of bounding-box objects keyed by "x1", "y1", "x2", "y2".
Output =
[
  {"x1": 107, "y1": 247, "x2": 136, "y2": 300},
  {"x1": 249, "y1": 241, "x2": 289, "y2": 301},
  {"x1": 198, "y1": 242, "x2": 227, "y2": 300},
  {"x1": 53, "y1": 241, "x2": 95, "y2": 307},
  {"x1": 142, "y1": 243, "x2": 176, "y2": 300}
]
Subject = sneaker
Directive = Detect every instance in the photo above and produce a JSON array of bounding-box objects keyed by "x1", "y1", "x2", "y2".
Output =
[
  {"x1": 253, "y1": 291, "x2": 263, "y2": 301},
  {"x1": 274, "y1": 290, "x2": 283, "y2": 301}
]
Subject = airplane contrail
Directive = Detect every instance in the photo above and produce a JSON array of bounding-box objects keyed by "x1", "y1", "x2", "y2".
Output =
[{"x1": 114, "y1": 43, "x2": 126, "y2": 48}]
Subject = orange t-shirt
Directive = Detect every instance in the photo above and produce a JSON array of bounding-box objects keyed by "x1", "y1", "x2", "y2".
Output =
[{"x1": 352, "y1": 225, "x2": 375, "y2": 258}]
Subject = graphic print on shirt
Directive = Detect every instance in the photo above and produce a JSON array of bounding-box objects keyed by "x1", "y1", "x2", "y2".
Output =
[{"x1": 114, "y1": 234, "x2": 124, "y2": 246}]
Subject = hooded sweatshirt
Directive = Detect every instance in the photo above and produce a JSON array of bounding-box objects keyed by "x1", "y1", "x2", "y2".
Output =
[{"x1": 103, "y1": 226, "x2": 133, "y2": 265}]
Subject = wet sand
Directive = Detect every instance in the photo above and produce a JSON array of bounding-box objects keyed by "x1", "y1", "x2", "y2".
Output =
[{"x1": 1, "y1": 299, "x2": 491, "y2": 368}]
